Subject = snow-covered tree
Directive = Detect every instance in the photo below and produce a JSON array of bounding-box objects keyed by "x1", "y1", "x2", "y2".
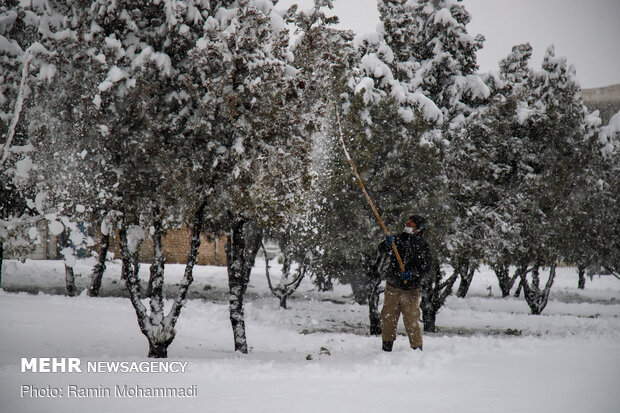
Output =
[
  {"x1": 22, "y1": 0, "x2": 222, "y2": 356},
  {"x1": 563, "y1": 109, "x2": 619, "y2": 288},
  {"x1": 590, "y1": 112, "x2": 620, "y2": 279},
  {"x1": 380, "y1": 0, "x2": 485, "y2": 122},
  {"x1": 446, "y1": 42, "x2": 604, "y2": 311},
  {"x1": 509, "y1": 45, "x2": 600, "y2": 313},
  {"x1": 265, "y1": 0, "x2": 355, "y2": 297},
  {"x1": 26, "y1": 24, "x2": 108, "y2": 296},
  {"x1": 263, "y1": 239, "x2": 307, "y2": 309},
  {"x1": 444, "y1": 44, "x2": 532, "y2": 298},
  {"x1": 0, "y1": 1, "x2": 69, "y2": 284},
  {"x1": 446, "y1": 41, "x2": 605, "y2": 309},
  {"x1": 273, "y1": 1, "x2": 360, "y2": 296},
  {"x1": 188, "y1": 0, "x2": 314, "y2": 353},
  {"x1": 306, "y1": 0, "x2": 440, "y2": 299},
  {"x1": 367, "y1": 0, "x2": 486, "y2": 324},
  {"x1": 401, "y1": 0, "x2": 492, "y2": 299},
  {"x1": 84, "y1": 0, "x2": 224, "y2": 357},
  {"x1": 528, "y1": 47, "x2": 608, "y2": 290}
]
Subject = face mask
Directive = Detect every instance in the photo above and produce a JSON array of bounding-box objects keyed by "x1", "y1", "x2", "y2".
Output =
[{"x1": 404, "y1": 226, "x2": 414, "y2": 234}]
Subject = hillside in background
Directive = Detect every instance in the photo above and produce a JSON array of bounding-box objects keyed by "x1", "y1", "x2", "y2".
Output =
[{"x1": 582, "y1": 83, "x2": 620, "y2": 124}]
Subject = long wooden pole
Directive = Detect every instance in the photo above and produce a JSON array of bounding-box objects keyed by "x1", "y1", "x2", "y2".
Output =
[{"x1": 334, "y1": 103, "x2": 406, "y2": 275}]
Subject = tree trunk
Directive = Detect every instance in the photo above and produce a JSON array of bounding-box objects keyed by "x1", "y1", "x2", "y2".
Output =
[
  {"x1": 0, "y1": 243, "x2": 3, "y2": 289},
  {"x1": 514, "y1": 280, "x2": 523, "y2": 297},
  {"x1": 166, "y1": 201, "x2": 206, "y2": 325},
  {"x1": 60, "y1": 231, "x2": 77, "y2": 297},
  {"x1": 148, "y1": 341, "x2": 169, "y2": 358},
  {"x1": 121, "y1": 222, "x2": 174, "y2": 359},
  {"x1": 577, "y1": 264, "x2": 586, "y2": 290},
  {"x1": 226, "y1": 216, "x2": 262, "y2": 354},
  {"x1": 148, "y1": 220, "x2": 165, "y2": 324},
  {"x1": 368, "y1": 275, "x2": 382, "y2": 336},
  {"x1": 520, "y1": 262, "x2": 556, "y2": 315},
  {"x1": 421, "y1": 261, "x2": 458, "y2": 333},
  {"x1": 281, "y1": 256, "x2": 291, "y2": 280},
  {"x1": 228, "y1": 218, "x2": 249, "y2": 354},
  {"x1": 421, "y1": 263, "x2": 439, "y2": 333},
  {"x1": 277, "y1": 256, "x2": 289, "y2": 309},
  {"x1": 265, "y1": 250, "x2": 307, "y2": 310},
  {"x1": 89, "y1": 233, "x2": 110, "y2": 297},
  {"x1": 350, "y1": 274, "x2": 370, "y2": 305},
  {"x1": 492, "y1": 263, "x2": 519, "y2": 297},
  {"x1": 455, "y1": 258, "x2": 477, "y2": 298},
  {"x1": 422, "y1": 305, "x2": 437, "y2": 333},
  {"x1": 264, "y1": 246, "x2": 285, "y2": 308},
  {"x1": 65, "y1": 264, "x2": 76, "y2": 297},
  {"x1": 513, "y1": 264, "x2": 529, "y2": 298},
  {"x1": 278, "y1": 261, "x2": 307, "y2": 309},
  {"x1": 119, "y1": 226, "x2": 150, "y2": 337},
  {"x1": 0, "y1": 52, "x2": 32, "y2": 168},
  {"x1": 121, "y1": 229, "x2": 141, "y2": 283},
  {"x1": 147, "y1": 221, "x2": 165, "y2": 299}
]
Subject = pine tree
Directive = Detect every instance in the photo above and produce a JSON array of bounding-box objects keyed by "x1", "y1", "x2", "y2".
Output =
[
  {"x1": 444, "y1": 44, "x2": 532, "y2": 298},
  {"x1": 509, "y1": 45, "x2": 599, "y2": 313},
  {"x1": 86, "y1": 0, "x2": 219, "y2": 357},
  {"x1": 189, "y1": 0, "x2": 314, "y2": 353},
  {"x1": 446, "y1": 41, "x2": 605, "y2": 308},
  {"x1": 368, "y1": 0, "x2": 486, "y2": 325},
  {"x1": 590, "y1": 112, "x2": 620, "y2": 279},
  {"x1": 380, "y1": 0, "x2": 485, "y2": 122},
  {"x1": 564, "y1": 109, "x2": 619, "y2": 288},
  {"x1": 24, "y1": 0, "x2": 219, "y2": 356},
  {"x1": 0, "y1": 2, "x2": 55, "y2": 279},
  {"x1": 409, "y1": 0, "x2": 490, "y2": 300},
  {"x1": 448, "y1": 43, "x2": 603, "y2": 312}
]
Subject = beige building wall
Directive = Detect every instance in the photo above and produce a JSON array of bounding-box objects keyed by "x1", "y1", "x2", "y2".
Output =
[
  {"x1": 6, "y1": 220, "x2": 227, "y2": 266},
  {"x1": 109, "y1": 228, "x2": 227, "y2": 266}
]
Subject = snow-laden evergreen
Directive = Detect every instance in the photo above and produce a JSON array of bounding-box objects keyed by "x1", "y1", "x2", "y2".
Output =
[
  {"x1": 444, "y1": 42, "x2": 609, "y2": 313},
  {"x1": 0, "y1": 1, "x2": 58, "y2": 278},
  {"x1": 186, "y1": 0, "x2": 315, "y2": 353}
]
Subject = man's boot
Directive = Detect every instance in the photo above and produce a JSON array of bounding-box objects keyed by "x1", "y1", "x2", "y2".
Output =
[{"x1": 382, "y1": 341, "x2": 393, "y2": 352}]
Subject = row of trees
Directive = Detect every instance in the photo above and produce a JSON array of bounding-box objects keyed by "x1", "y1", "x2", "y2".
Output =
[
  {"x1": 272, "y1": 1, "x2": 619, "y2": 329},
  {"x1": 1, "y1": 0, "x2": 321, "y2": 357},
  {"x1": 1, "y1": 0, "x2": 619, "y2": 356}
]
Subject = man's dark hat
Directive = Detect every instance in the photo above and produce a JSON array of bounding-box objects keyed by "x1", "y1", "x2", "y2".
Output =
[{"x1": 408, "y1": 215, "x2": 429, "y2": 232}]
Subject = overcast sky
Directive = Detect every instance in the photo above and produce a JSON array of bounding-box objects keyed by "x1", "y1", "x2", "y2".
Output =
[{"x1": 277, "y1": 0, "x2": 620, "y2": 89}]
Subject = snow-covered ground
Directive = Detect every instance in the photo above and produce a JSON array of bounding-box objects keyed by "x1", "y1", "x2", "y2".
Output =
[{"x1": 1, "y1": 258, "x2": 619, "y2": 413}]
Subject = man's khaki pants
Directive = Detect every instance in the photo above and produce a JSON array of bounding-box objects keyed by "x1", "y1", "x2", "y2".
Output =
[{"x1": 381, "y1": 284, "x2": 423, "y2": 348}]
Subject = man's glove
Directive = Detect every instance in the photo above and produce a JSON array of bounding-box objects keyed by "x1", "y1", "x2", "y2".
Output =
[
  {"x1": 385, "y1": 235, "x2": 394, "y2": 247},
  {"x1": 400, "y1": 271, "x2": 413, "y2": 281}
]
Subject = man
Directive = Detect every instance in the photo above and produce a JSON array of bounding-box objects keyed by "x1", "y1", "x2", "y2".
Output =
[{"x1": 378, "y1": 215, "x2": 432, "y2": 352}]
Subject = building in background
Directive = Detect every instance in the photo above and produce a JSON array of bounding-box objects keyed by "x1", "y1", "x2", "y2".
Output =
[{"x1": 7, "y1": 222, "x2": 227, "y2": 266}]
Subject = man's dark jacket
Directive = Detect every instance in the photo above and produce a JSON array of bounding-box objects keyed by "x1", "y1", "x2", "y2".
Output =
[{"x1": 377, "y1": 232, "x2": 432, "y2": 290}]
